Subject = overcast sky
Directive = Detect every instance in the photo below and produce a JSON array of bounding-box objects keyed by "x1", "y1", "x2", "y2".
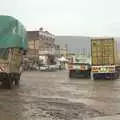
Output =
[{"x1": 0, "y1": 0, "x2": 120, "y2": 36}]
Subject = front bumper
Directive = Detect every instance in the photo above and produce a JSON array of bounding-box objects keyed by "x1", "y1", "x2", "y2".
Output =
[
  {"x1": 69, "y1": 69, "x2": 91, "y2": 78},
  {"x1": 93, "y1": 72, "x2": 119, "y2": 79}
]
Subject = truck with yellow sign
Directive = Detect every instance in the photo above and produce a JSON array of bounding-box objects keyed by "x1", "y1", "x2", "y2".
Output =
[
  {"x1": 0, "y1": 15, "x2": 28, "y2": 88},
  {"x1": 91, "y1": 38, "x2": 120, "y2": 80},
  {"x1": 68, "y1": 54, "x2": 91, "y2": 78}
]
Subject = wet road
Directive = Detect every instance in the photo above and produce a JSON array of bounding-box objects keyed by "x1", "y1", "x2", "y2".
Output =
[{"x1": 0, "y1": 71, "x2": 120, "y2": 120}]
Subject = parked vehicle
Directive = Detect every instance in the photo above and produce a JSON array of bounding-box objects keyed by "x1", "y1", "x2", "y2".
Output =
[
  {"x1": 40, "y1": 64, "x2": 49, "y2": 71},
  {"x1": 0, "y1": 15, "x2": 28, "y2": 88},
  {"x1": 48, "y1": 64, "x2": 60, "y2": 71},
  {"x1": 91, "y1": 37, "x2": 120, "y2": 80}
]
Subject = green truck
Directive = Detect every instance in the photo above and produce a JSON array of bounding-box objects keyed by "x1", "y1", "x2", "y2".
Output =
[
  {"x1": 0, "y1": 15, "x2": 28, "y2": 88},
  {"x1": 91, "y1": 38, "x2": 120, "y2": 80}
]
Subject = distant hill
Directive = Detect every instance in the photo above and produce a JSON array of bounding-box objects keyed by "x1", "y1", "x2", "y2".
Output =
[
  {"x1": 55, "y1": 36, "x2": 120, "y2": 55},
  {"x1": 55, "y1": 36, "x2": 90, "y2": 55},
  {"x1": 115, "y1": 37, "x2": 120, "y2": 50}
]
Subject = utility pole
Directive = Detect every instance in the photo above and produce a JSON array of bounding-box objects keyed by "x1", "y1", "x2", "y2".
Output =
[
  {"x1": 65, "y1": 44, "x2": 68, "y2": 58},
  {"x1": 83, "y1": 48, "x2": 86, "y2": 56}
]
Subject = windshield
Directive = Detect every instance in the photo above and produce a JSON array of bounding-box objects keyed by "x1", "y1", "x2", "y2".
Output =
[{"x1": 0, "y1": 48, "x2": 8, "y2": 60}]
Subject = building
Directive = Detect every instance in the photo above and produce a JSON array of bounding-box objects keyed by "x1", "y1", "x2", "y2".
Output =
[
  {"x1": 27, "y1": 31, "x2": 39, "y2": 57},
  {"x1": 39, "y1": 28, "x2": 56, "y2": 55},
  {"x1": 27, "y1": 28, "x2": 60, "y2": 57}
]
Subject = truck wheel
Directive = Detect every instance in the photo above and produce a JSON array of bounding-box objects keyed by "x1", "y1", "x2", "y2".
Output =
[
  {"x1": 4, "y1": 78, "x2": 13, "y2": 89},
  {"x1": 69, "y1": 72, "x2": 73, "y2": 78},
  {"x1": 69, "y1": 74, "x2": 72, "y2": 78},
  {"x1": 116, "y1": 73, "x2": 119, "y2": 79},
  {"x1": 113, "y1": 73, "x2": 119, "y2": 80},
  {"x1": 15, "y1": 74, "x2": 20, "y2": 86},
  {"x1": 117, "y1": 74, "x2": 120, "y2": 79},
  {"x1": 15, "y1": 79, "x2": 19, "y2": 86}
]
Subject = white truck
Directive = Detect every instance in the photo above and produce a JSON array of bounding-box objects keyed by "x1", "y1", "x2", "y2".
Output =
[{"x1": 68, "y1": 54, "x2": 91, "y2": 78}]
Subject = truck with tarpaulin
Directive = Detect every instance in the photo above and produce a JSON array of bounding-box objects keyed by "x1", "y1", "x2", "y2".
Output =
[
  {"x1": 68, "y1": 54, "x2": 91, "y2": 78},
  {"x1": 0, "y1": 15, "x2": 28, "y2": 88},
  {"x1": 91, "y1": 37, "x2": 120, "y2": 80}
]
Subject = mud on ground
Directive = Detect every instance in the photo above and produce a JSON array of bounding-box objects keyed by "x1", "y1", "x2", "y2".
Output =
[{"x1": 0, "y1": 71, "x2": 120, "y2": 120}]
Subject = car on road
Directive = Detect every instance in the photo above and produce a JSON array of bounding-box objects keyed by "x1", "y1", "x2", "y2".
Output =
[
  {"x1": 40, "y1": 64, "x2": 49, "y2": 71},
  {"x1": 48, "y1": 64, "x2": 60, "y2": 71}
]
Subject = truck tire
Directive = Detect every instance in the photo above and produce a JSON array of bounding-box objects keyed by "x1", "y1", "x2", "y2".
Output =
[
  {"x1": 117, "y1": 73, "x2": 119, "y2": 79},
  {"x1": 69, "y1": 72, "x2": 71, "y2": 78},
  {"x1": 69, "y1": 73, "x2": 72, "y2": 78},
  {"x1": 69, "y1": 71, "x2": 73, "y2": 78},
  {"x1": 4, "y1": 78, "x2": 13, "y2": 89},
  {"x1": 15, "y1": 79, "x2": 19, "y2": 86},
  {"x1": 116, "y1": 73, "x2": 119, "y2": 79},
  {"x1": 15, "y1": 74, "x2": 20, "y2": 86},
  {"x1": 113, "y1": 73, "x2": 119, "y2": 80}
]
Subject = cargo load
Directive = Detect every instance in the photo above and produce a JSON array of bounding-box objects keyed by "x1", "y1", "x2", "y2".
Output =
[
  {"x1": 91, "y1": 37, "x2": 120, "y2": 80},
  {"x1": 0, "y1": 15, "x2": 28, "y2": 88}
]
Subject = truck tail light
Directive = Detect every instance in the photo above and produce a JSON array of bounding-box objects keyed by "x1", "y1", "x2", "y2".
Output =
[{"x1": 92, "y1": 67, "x2": 98, "y2": 72}]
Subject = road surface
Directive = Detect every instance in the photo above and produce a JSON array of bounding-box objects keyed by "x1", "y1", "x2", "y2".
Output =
[{"x1": 0, "y1": 71, "x2": 120, "y2": 120}]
